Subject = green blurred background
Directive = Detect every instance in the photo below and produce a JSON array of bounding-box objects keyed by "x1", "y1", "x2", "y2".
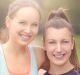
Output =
[{"x1": 0, "y1": 0, "x2": 80, "y2": 61}]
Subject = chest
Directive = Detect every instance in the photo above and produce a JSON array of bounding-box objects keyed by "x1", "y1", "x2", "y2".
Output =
[{"x1": 0, "y1": 45, "x2": 38, "y2": 75}]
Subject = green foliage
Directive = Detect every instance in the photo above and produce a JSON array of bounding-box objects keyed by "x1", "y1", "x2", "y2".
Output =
[{"x1": 75, "y1": 35, "x2": 80, "y2": 61}]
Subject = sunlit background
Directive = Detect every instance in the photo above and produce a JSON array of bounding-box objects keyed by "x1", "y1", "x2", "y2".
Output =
[{"x1": 0, "y1": 0, "x2": 80, "y2": 60}]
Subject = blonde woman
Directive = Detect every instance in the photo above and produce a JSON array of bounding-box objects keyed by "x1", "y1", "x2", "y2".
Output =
[{"x1": 0, "y1": 0, "x2": 45, "y2": 75}]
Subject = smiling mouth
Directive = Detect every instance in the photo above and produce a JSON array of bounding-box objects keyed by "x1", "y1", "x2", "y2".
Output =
[
  {"x1": 53, "y1": 54, "x2": 65, "y2": 59},
  {"x1": 20, "y1": 35, "x2": 32, "y2": 41}
]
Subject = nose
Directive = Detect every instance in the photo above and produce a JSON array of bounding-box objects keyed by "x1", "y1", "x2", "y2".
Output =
[
  {"x1": 24, "y1": 25, "x2": 32, "y2": 33},
  {"x1": 56, "y1": 43, "x2": 62, "y2": 52}
]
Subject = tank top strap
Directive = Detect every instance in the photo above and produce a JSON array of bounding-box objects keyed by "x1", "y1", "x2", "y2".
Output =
[
  {"x1": 0, "y1": 45, "x2": 9, "y2": 75},
  {"x1": 28, "y1": 45, "x2": 38, "y2": 75},
  {"x1": 0, "y1": 44, "x2": 38, "y2": 75}
]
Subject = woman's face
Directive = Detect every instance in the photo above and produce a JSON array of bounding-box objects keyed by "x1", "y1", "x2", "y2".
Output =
[
  {"x1": 44, "y1": 27, "x2": 74, "y2": 66},
  {"x1": 6, "y1": 7, "x2": 40, "y2": 46}
]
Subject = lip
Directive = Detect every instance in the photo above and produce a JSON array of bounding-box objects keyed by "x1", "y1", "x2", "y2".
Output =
[
  {"x1": 20, "y1": 34, "x2": 32, "y2": 41},
  {"x1": 53, "y1": 53, "x2": 65, "y2": 59}
]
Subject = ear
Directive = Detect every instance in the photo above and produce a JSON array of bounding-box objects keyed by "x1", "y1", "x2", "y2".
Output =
[{"x1": 5, "y1": 16, "x2": 11, "y2": 28}]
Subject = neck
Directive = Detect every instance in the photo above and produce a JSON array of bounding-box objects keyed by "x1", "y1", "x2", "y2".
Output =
[
  {"x1": 3, "y1": 41, "x2": 28, "y2": 56},
  {"x1": 49, "y1": 60, "x2": 74, "y2": 75}
]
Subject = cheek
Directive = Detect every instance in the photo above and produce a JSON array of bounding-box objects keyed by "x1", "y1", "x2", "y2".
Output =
[
  {"x1": 8, "y1": 23, "x2": 17, "y2": 32},
  {"x1": 67, "y1": 50, "x2": 72, "y2": 61},
  {"x1": 32, "y1": 30, "x2": 38, "y2": 37},
  {"x1": 65, "y1": 46, "x2": 72, "y2": 59},
  {"x1": 32, "y1": 27, "x2": 39, "y2": 35},
  {"x1": 68, "y1": 43, "x2": 74, "y2": 51},
  {"x1": 46, "y1": 45, "x2": 54, "y2": 51},
  {"x1": 46, "y1": 50, "x2": 53, "y2": 61},
  {"x1": 45, "y1": 45, "x2": 53, "y2": 56},
  {"x1": 9, "y1": 26, "x2": 18, "y2": 33},
  {"x1": 44, "y1": 42, "x2": 53, "y2": 51},
  {"x1": 35, "y1": 28, "x2": 38, "y2": 33}
]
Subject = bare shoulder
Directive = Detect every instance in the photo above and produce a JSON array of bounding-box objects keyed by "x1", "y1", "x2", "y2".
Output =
[{"x1": 33, "y1": 46, "x2": 45, "y2": 69}]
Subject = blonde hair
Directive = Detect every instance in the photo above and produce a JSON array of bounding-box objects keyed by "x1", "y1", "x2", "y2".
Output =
[{"x1": 7, "y1": 0, "x2": 41, "y2": 18}]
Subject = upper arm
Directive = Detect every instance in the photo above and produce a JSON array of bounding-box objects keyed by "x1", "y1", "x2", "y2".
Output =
[{"x1": 34, "y1": 47, "x2": 45, "y2": 69}]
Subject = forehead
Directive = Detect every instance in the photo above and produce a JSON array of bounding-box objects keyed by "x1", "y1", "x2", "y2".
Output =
[
  {"x1": 12, "y1": 7, "x2": 40, "y2": 21},
  {"x1": 45, "y1": 27, "x2": 72, "y2": 40}
]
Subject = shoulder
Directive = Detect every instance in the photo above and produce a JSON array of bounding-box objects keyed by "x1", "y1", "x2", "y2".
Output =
[
  {"x1": 38, "y1": 69, "x2": 47, "y2": 75},
  {"x1": 33, "y1": 46, "x2": 44, "y2": 55},
  {"x1": 72, "y1": 68, "x2": 80, "y2": 75},
  {"x1": 76, "y1": 68, "x2": 80, "y2": 75},
  {"x1": 32, "y1": 46, "x2": 45, "y2": 69},
  {"x1": 71, "y1": 69, "x2": 80, "y2": 75},
  {"x1": 64, "y1": 68, "x2": 80, "y2": 75}
]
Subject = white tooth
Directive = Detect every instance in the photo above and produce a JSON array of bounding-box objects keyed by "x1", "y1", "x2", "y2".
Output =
[
  {"x1": 54, "y1": 54, "x2": 64, "y2": 59},
  {"x1": 22, "y1": 36, "x2": 29, "y2": 38},
  {"x1": 21, "y1": 35, "x2": 30, "y2": 41},
  {"x1": 22, "y1": 36, "x2": 27, "y2": 39}
]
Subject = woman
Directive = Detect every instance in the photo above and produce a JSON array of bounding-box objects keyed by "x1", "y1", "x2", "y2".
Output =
[
  {"x1": 0, "y1": 0, "x2": 45, "y2": 75},
  {"x1": 43, "y1": 8, "x2": 80, "y2": 75}
]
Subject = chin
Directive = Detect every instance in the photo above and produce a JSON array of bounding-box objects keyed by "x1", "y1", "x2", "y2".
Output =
[
  {"x1": 18, "y1": 41, "x2": 30, "y2": 46},
  {"x1": 51, "y1": 60, "x2": 66, "y2": 66}
]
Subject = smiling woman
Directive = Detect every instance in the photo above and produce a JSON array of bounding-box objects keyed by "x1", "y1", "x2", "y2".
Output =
[
  {"x1": 42, "y1": 8, "x2": 80, "y2": 75},
  {"x1": 0, "y1": 0, "x2": 45, "y2": 75}
]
